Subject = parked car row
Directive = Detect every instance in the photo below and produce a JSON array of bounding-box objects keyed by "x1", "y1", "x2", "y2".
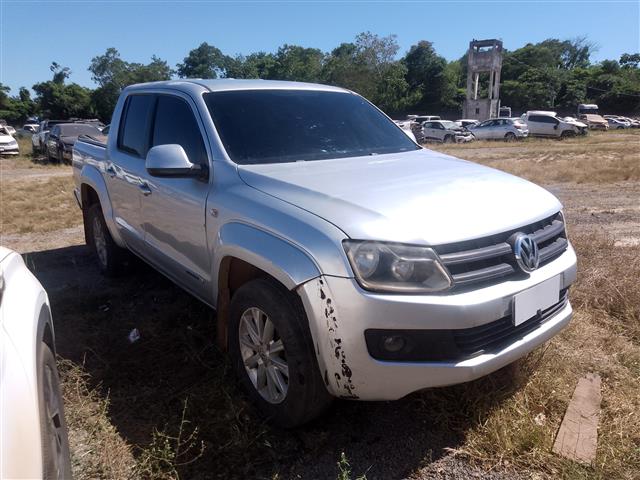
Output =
[{"x1": 398, "y1": 106, "x2": 635, "y2": 144}]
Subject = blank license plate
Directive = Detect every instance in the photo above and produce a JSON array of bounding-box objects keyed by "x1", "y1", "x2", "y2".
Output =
[{"x1": 512, "y1": 275, "x2": 561, "y2": 326}]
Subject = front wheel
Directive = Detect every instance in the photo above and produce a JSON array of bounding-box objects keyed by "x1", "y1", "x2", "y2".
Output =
[
  {"x1": 560, "y1": 130, "x2": 576, "y2": 139},
  {"x1": 86, "y1": 203, "x2": 129, "y2": 276},
  {"x1": 443, "y1": 135, "x2": 454, "y2": 144},
  {"x1": 504, "y1": 132, "x2": 516, "y2": 142},
  {"x1": 229, "y1": 278, "x2": 332, "y2": 427},
  {"x1": 38, "y1": 342, "x2": 72, "y2": 480}
]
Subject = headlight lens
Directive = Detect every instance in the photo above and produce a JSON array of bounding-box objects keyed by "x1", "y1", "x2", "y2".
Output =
[{"x1": 343, "y1": 241, "x2": 452, "y2": 293}]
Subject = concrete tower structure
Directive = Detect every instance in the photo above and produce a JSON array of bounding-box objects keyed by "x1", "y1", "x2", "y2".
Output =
[{"x1": 463, "y1": 39, "x2": 503, "y2": 120}]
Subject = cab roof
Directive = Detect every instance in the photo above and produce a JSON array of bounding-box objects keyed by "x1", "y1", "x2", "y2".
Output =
[{"x1": 123, "y1": 78, "x2": 351, "y2": 95}]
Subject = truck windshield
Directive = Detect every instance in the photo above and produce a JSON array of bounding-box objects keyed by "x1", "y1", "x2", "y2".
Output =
[{"x1": 204, "y1": 90, "x2": 420, "y2": 165}]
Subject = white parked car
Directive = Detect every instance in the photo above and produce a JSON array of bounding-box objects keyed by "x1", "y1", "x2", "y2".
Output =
[
  {"x1": 468, "y1": 117, "x2": 528, "y2": 141},
  {"x1": 606, "y1": 117, "x2": 631, "y2": 129},
  {"x1": 421, "y1": 120, "x2": 474, "y2": 143},
  {"x1": 524, "y1": 111, "x2": 587, "y2": 138},
  {"x1": 3, "y1": 125, "x2": 16, "y2": 136},
  {"x1": 0, "y1": 126, "x2": 19, "y2": 155},
  {"x1": 562, "y1": 117, "x2": 589, "y2": 129},
  {"x1": 455, "y1": 119, "x2": 480, "y2": 129},
  {"x1": 393, "y1": 120, "x2": 417, "y2": 142},
  {"x1": 0, "y1": 247, "x2": 72, "y2": 479}
]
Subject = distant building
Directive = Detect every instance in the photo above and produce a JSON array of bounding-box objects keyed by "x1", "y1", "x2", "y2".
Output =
[{"x1": 463, "y1": 39, "x2": 503, "y2": 120}]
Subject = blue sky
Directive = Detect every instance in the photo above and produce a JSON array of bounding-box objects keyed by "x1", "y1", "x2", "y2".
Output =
[{"x1": 1, "y1": 0, "x2": 639, "y2": 94}]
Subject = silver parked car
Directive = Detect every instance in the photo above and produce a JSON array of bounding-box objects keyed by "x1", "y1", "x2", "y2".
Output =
[
  {"x1": 73, "y1": 80, "x2": 577, "y2": 427},
  {"x1": 468, "y1": 117, "x2": 528, "y2": 141}
]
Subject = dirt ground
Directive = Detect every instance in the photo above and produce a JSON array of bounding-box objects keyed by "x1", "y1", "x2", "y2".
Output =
[{"x1": 1, "y1": 131, "x2": 639, "y2": 479}]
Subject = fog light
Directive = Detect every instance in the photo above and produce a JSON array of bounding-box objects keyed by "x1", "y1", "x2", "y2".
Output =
[{"x1": 382, "y1": 335, "x2": 406, "y2": 353}]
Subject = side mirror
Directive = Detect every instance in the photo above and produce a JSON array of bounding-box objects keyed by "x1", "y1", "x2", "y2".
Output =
[
  {"x1": 145, "y1": 144, "x2": 207, "y2": 178},
  {"x1": 554, "y1": 124, "x2": 558, "y2": 130}
]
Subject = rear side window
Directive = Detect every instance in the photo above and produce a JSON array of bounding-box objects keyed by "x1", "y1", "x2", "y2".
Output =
[
  {"x1": 118, "y1": 94, "x2": 155, "y2": 157},
  {"x1": 152, "y1": 95, "x2": 207, "y2": 165},
  {"x1": 528, "y1": 115, "x2": 543, "y2": 123}
]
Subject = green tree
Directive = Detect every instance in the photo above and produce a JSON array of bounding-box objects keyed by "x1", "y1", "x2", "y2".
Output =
[
  {"x1": 403, "y1": 40, "x2": 448, "y2": 112},
  {"x1": 88, "y1": 48, "x2": 172, "y2": 121},
  {"x1": 177, "y1": 42, "x2": 231, "y2": 78},
  {"x1": 322, "y1": 32, "x2": 412, "y2": 113},
  {"x1": 270, "y1": 44, "x2": 324, "y2": 82},
  {"x1": 620, "y1": 53, "x2": 640, "y2": 69},
  {"x1": 32, "y1": 63, "x2": 94, "y2": 119},
  {"x1": 226, "y1": 52, "x2": 277, "y2": 79},
  {"x1": 0, "y1": 83, "x2": 39, "y2": 123}
]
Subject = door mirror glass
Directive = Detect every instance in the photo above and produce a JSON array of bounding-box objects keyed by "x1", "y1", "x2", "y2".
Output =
[{"x1": 145, "y1": 144, "x2": 207, "y2": 178}]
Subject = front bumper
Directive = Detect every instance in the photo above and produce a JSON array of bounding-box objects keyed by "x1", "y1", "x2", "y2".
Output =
[
  {"x1": 455, "y1": 134, "x2": 474, "y2": 143},
  {"x1": 0, "y1": 144, "x2": 19, "y2": 155},
  {"x1": 298, "y1": 244, "x2": 577, "y2": 400}
]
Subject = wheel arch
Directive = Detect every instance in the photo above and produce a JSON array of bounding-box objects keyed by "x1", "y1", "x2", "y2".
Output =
[
  {"x1": 213, "y1": 222, "x2": 321, "y2": 350},
  {"x1": 79, "y1": 166, "x2": 125, "y2": 247}
]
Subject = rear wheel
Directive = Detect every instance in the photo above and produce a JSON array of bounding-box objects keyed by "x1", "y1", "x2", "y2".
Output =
[
  {"x1": 38, "y1": 342, "x2": 72, "y2": 480},
  {"x1": 87, "y1": 203, "x2": 129, "y2": 276},
  {"x1": 229, "y1": 278, "x2": 332, "y2": 427}
]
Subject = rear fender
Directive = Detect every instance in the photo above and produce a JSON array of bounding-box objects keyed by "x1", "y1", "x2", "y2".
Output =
[{"x1": 79, "y1": 164, "x2": 125, "y2": 247}]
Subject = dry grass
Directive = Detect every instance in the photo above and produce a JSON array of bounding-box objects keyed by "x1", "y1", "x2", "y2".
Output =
[
  {"x1": 0, "y1": 175, "x2": 81, "y2": 235},
  {"x1": 443, "y1": 234, "x2": 640, "y2": 479},
  {"x1": 430, "y1": 130, "x2": 640, "y2": 184}
]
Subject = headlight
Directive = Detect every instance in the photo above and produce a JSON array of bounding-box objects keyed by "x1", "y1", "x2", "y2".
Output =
[
  {"x1": 9, "y1": 140, "x2": 17, "y2": 146},
  {"x1": 343, "y1": 240, "x2": 452, "y2": 293}
]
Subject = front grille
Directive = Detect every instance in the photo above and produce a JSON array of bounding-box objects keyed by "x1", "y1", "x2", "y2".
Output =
[
  {"x1": 433, "y1": 212, "x2": 567, "y2": 291},
  {"x1": 364, "y1": 288, "x2": 569, "y2": 362}
]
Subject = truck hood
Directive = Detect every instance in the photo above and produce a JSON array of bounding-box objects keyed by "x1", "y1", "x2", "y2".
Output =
[{"x1": 237, "y1": 149, "x2": 562, "y2": 245}]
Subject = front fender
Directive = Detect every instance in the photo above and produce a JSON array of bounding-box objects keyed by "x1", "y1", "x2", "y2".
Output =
[
  {"x1": 79, "y1": 164, "x2": 125, "y2": 248},
  {"x1": 214, "y1": 222, "x2": 321, "y2": 295}
]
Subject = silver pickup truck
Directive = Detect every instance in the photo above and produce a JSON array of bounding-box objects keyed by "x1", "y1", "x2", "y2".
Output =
[{"x1": 73, "y1": 79, "x2": 577, "y2": 427}]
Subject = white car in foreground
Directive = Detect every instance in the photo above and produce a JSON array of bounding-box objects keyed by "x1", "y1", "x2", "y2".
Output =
[
  {"x1": 0, "y1": 127, "x2": 19, "y2": 156},
  {"x1": 0, "y1": 247, "x2": 72, "y2": 479}
]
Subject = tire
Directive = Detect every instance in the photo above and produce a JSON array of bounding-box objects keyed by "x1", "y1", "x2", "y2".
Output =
[
  {"x1": 228, "y1": 278, "x2": 333, "y2": 428},
  {"x1": 38, "y1": 341, "x2": 72, "y2": 480},
  {"x1": 504, "y1": 132, "x2": 516, "y2": 142},
  {"x1": 443, "y1": 135, "x2": 453, "y2": 144},
  {"x1": 560, "y1": 130, "x2": 576, "y2": 139},
  {"x1": 86, "y1": 203, "x2": 129, "y2": 276}
]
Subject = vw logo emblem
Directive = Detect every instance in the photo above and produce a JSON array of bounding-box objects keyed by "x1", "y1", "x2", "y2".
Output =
[{"x1": 511, "y1": 233, "x2": 540, "y2": 272}]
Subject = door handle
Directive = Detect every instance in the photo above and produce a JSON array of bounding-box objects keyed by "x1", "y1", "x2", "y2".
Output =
[
  {"x1": 105, "y1": 165, "x2": 116, "y2": 178},
  {"x1": 139, "y1": 182, "x2": 152, "y2": 196}
]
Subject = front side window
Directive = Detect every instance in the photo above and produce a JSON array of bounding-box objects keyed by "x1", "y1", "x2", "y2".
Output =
[
  {"x1": 204, "y1": 90, "x2": 419, "y2": 165},
  {"x1": 152, "y1": 95, "x2": 207, "y2": 165},
  {"x1": 118, "y1": 94, "x2": 155, "y2": 157}
]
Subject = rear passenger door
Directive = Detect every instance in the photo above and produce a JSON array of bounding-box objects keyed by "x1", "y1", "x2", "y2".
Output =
[
  {"x1": 108, "y1": 94, "x2": 156, "y2": 252},
  {"x1": 140, "y1": 92, "x2": 213, "y2": 300}
]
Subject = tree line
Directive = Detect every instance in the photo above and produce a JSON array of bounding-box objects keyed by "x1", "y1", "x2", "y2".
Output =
[{"x1": 1, "y1": 32, "x2": 639, "y2": 125}]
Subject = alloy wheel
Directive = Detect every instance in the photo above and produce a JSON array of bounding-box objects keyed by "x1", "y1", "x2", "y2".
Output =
[
  {"x1": 238, "y1": 307, "x2": 289, "y2": 404},
  {"x1": 92, "y1": 215, "x2": 108, "y2": 267}
]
